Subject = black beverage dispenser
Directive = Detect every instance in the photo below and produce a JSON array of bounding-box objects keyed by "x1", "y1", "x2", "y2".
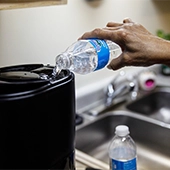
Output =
[{"x1": 0, "y1": 64, "x2": 75, "y2": 169}]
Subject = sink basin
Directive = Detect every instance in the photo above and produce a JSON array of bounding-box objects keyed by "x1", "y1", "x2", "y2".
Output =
[
  {"x1": 126, "y1": 88, "x2": 170, "y2": 123},
  {"x1": 76, "y1": 111, "x2": 170, "y2": 170}
]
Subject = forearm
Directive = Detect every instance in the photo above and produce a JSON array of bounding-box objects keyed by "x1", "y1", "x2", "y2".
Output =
[{"x1": 147, "y1": 38, "x2": 170, "y2": 65}]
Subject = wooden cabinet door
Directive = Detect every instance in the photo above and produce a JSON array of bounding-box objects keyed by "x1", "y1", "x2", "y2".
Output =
[{"x1": 0, "y1": 0, "x2": 67, "y2": 10}]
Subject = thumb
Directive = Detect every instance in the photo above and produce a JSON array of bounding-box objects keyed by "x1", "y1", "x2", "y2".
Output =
[{"x1": 107, "y1": 54, "x2": 125, "y2": 70}]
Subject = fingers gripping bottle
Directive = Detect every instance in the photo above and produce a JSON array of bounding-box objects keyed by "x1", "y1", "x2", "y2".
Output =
[
  {"x1": 55, "y1": 39, "x2": 121, "y2": 75},
  {"x1": 108, "y1": 125, "x2": 137, "y2": 170}
]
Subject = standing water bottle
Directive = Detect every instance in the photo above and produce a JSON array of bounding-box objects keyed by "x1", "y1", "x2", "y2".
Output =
[
  {"x1": 54, "y1": 39, "x2": 121, "y2": 75},
  {"x1": 108, "y1": 125, "x2": 137, "y2": 170}
]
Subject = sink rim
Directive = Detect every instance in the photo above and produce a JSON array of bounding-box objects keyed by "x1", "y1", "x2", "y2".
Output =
[
  {"x1": 76, "y1": 110, "x2": 170, "y2": 131},
  {"x1": 125, "y1": 86, "x2": 170, "y2": 123}
]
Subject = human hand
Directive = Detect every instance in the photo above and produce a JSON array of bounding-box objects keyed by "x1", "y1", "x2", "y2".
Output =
[{"x1": 79, "y1": 18, "x2": 170, "y2": 70}]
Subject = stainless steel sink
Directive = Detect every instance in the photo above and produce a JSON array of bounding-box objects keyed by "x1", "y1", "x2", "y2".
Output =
[
  {"x1": 126, "y1": 88, "x2": 170, "y2": 123},
  {"x1": 76, "y1": 111, "x2": 170, "y2": 170}
]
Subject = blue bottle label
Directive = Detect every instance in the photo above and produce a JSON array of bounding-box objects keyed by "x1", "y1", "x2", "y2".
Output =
[
  {"x1": 88, "y1": 39, "x2": 110, "y2": 70},
  {"x1": 110, "y1": 158, "x2": 137, "y2": 170}
]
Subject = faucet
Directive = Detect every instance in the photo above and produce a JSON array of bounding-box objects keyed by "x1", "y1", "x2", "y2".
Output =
[
  {"x1": 87, "y1": 70, "x2": 139, "y2": 116},
  {"x1": 105, "y1": 71, "x2": 138, "y2": 107}
]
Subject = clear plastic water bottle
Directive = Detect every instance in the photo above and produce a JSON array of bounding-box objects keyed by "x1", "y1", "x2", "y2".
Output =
[
  {"x1": 54, "y1": 39, "x2": 121, "y2": 75},
  {"x1": 108, "y1": 125, "x2": 137, "y2": 170}
]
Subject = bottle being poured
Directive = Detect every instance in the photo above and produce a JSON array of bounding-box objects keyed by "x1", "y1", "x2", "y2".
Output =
[{"x1": 54, "y1": 39, "x2": 122, "y2": 75}]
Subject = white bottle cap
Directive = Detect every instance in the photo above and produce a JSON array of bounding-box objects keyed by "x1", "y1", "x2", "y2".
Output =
[{"x1": 115, "y1": 125, "x2": 129, "y2": 137}]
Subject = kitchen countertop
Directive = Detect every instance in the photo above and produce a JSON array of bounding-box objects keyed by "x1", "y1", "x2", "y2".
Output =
[
  {"x1": 75, "y1": 149, "x2": 109, "y2": 170},
  {"x1": 76, "y1": 161, "x2": 88, "y2": 170}
]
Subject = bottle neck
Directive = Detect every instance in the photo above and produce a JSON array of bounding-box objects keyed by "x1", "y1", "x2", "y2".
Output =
[
  {"x1": 55, "y1": 53, "x2": 71, "y2": 70},
  {"x1": 116, "y1": 134, "x2": 129, "y2": 139}
]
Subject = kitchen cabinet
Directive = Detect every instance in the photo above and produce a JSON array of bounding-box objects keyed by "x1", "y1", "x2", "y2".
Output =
[{"x1": 0, "y1": 0, "x2": 67, "y2": 10}]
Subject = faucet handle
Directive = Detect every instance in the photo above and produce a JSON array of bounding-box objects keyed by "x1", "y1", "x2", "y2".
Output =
[{"x1": 127, "y1": 75, "x2": 139, "y2": 100}]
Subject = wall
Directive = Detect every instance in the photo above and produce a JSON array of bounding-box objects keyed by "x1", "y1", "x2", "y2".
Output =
[{"x1": 0, "y1": 0, "x2": 170, "y2": 96}]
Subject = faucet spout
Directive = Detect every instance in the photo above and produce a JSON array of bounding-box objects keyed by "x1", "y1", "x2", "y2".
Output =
[
  {"x1": 105, "y1": 84, "x2": 128, "y2": 107},
  {"x1": 87, "y1": 71, "x2": 139, "y2": 117}
]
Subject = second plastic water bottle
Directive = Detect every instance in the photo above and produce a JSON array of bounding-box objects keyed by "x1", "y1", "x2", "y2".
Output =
[
  {"x1": 54, "y1": 39, "x2": 122, "y2": 75},
  {"x1": 108, "y1": 125, "x2": 137, "y2": 170}
]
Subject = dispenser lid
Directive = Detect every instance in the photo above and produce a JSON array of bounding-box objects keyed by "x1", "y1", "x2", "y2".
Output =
[
  {"x1": 0, "y1": 64, "x2": 67, "y2": 84},
  {"x1": 0, "y1": 64, "x2": 55, "y2": 83},
  {"x1": 0, "y1": 71, "x2": 41, "y2": 81},
  {"x1": 0, "y1": 64, "x2": 72, "y2": 95}
]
